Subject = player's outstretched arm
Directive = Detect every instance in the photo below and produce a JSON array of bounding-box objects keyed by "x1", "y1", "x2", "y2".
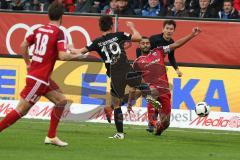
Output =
[
  {"x1": 69, "y1": 47, "x2": 89, "y2": 55},
  {"x1": 20, "y1": 40, "x2": 31, "y2": 68},
  {"x1": 169, "y1": 27, "x2": 201, "y2": 51},
  {"x1": 126, "y1": 21, "x2": 142, "y2": 42},
  {"x1": 58, "y1": 51, "x2": 83, "y2": 61},
  {"x1": 58, "y1": 47, "x2": 89, "y2": 60}
]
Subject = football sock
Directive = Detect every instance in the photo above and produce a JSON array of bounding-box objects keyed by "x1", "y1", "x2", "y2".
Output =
[
  {"x1": 114, "y1": 107, "x2": 123, "y2": 133},
  {"x1": 104, "y1": 106, "x2": 113, "y2": 123},
  {"x1": 121, "y1": 94, "x2": 129, "y2": 105},
  {"x1": 48, "y1": 103, "x2": 65, "y2": 138},
  {"x1": 156, "y1": 118, "x2": 171, "y2": 136},
  {"x1": 155, "y1": 122, "x2": 164, "y2": 135},
  {"x1": 147, "y1": 103, "x2": 157, "y2": 127},
  {"x1": 0, "y1": 109, "x2": 22, "y2": 132}
]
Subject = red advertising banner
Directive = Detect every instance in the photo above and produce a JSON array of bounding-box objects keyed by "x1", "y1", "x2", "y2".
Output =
[
  {"x1": 118, "y1": 17, "x2": 240, "y2": 66},
  {"x1": 0, "y1": 12, "x2": 240, "y2": 66}
]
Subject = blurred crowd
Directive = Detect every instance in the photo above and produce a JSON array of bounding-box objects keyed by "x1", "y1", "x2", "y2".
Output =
[{"x1": 1, "y1": 0, "x2": 240, "y2": 19}]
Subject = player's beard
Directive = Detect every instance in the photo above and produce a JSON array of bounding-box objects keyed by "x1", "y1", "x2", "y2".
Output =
[{"x1": 141, "y1": 48, "x2": 150, "y2": 54}]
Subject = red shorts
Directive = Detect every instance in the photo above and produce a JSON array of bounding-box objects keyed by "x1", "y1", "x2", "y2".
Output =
[
  {"x1": 20, "y1": 78, "x2": 59, "y2": 105},
  {"x1": 149, "y1": 80, "x2": 170, "y2": 96}
]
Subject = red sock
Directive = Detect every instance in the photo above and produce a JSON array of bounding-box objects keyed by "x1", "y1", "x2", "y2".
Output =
[
  {"x1": 48, "y1": 105, "x2": 65, "y2": 138},
  {"x1": 0, "y1": 110, "x2": 22, "y2": 132},
  {"x1": 155, "y1": 122, "x2": 164, "y2": 134},
  {"x1": 147, "y1": 103, "x2": 157, "y2": 127}
]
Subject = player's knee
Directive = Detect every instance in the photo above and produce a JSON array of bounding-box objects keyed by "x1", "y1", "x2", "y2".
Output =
[
  {"x1": 151, "y1": 88, "x2": 159, "y2": 99},
  {"x1": 16, "y1": 107, "x2": 29, "y2": 116},
  {"x1": 112, "y1": 98, "x2": 121, "y2": 107},
  {"x1": 16, "y1": 100, "x2": 33, "y2": 116},
  {"x1": 56, "y1": 99, "x2": 72, "y2": 108},
  {"x1": 113, "y1": 105, "x2": 121, "y2": 110},
  {"x1": 128, "y1": 87, "x2": 136, "y2": 92}
]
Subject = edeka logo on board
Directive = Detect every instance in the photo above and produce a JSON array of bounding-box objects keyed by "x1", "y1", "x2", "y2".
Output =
[
  {"x1": 81, "y1": 73, "x2": 107, "y2": 105},
  {"x1": 0, "y1": 59, "x2": 239, "y2": 113},
  {"x1": 172, "y1": 78, "x2": 230, "y2": 112},
  {"x1": 0, "y1": 67, "x2": 17, "y2": 100}
]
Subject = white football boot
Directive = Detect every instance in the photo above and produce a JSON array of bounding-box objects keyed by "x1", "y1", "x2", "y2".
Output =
[
  {"x1": 108, "y1": 133, "x2": 124, "y2": 139},
  {"x1": 44, "y1": 136, "x2": 68, "y2": 147}
]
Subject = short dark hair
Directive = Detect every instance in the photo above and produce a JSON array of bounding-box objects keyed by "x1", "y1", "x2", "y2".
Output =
[
  {"x1": 163, "y1": 20, "x2": 176, "y2": 29},
  {"x1": 48, "y1": 2, "x2": 64, "y2": 21},
  {"x1": 116, "y1": 0, "x2": 128, "y2": 2},
  {"x1": 141, "y1": 36, "x2": 149, "y2": 40},
  {"x1": 99, "y1": 15, "x2": 113, "y2": 32},
  {"x1": 223, "y1": 0, "x2": 233, "y2": 5}
]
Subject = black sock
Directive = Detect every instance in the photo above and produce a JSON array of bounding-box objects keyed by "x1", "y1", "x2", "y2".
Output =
[
  {"x1": 121, "y1": 94, "x2": 129, "y2": 105},
  {"x1": 114, "y1": 107, "x2": 123, "y2": 133}
]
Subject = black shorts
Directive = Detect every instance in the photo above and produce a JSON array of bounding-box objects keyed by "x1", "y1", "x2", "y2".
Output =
[{"x1": 110, "y1": 67, "x2": 142, "y2": 98}]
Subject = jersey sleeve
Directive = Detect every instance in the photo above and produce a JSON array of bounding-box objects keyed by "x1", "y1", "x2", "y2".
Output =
[
  {"x1": 133, "y1": 57, "x2": 141, "y2": 71},
  {"x1": 57, "y1": 29, "x2": 67, "y2": 52},
  {"x1": 118, "y1": 32, "x2": 132, "y2": 41},
  {"x1": 85, "y1": 40, "x2": 98, "y2": 52},
  {"x1": 168, "y1": 51, "x2": 178, "y2": 70},
  {"x1": 136, "y1": 48, "x2": 142, "y2": 58},
  {"x1": 149, "y1": 35, "x2": 158, "y2": 49}
]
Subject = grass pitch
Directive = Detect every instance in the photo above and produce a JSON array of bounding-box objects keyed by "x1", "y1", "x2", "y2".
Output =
[{"x1": 0, "y1": 119, "x2": 239, "y2": 160}]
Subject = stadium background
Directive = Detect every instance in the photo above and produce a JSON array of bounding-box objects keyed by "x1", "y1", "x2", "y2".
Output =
[{"x1": 0, "y1": 11, "x2": 240, "y2": 131}]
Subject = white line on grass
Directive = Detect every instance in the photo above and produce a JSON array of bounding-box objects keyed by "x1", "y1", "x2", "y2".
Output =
[
  {"x1": 128, "y1": 126, "x2": 240, "y2": 136},
  {"x1": 19, "y1": 120, "x2": 240, "y2": 136},
  {"x1": 168, "y1": 129, "x2": 240, "y2": 136}
]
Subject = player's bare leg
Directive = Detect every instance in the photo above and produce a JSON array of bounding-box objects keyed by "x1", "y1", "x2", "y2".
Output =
[
  {"x1": 104, "y1": 90, "x2": 115, "y2": 124},
  {"x1": 127, "y1": 87, "x2": 136, "y2": 108},
  {"x1": 126, "y1": 87, "x2": 142, "y2": 113},
  {"x1": 15, "y1": 99, "x2": 33, "y2": 115},
  {"x1": 0, "y1": 99, "x2": 33, "y2": 132},
  {"x1": 122, "y1": 88, "x2": 142, "y2": 107},
  {"x1": 44, "y1": 89, "x2": 72, "y2": 147},
  {"x1": 104, "y1": 105, "x2": 113, "y2": 124}
]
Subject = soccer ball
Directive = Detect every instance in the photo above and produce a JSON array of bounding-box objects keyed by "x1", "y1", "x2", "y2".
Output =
[{"x1": 195, "y1": 102, "x2": 210, "y2": 117}]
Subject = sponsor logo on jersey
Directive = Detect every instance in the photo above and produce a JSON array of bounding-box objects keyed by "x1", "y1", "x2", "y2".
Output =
[
  {"x1": 152, "y1": 52, "x2": 158, "y2": 56},
  {"x1": 144, "y1": 58, "x2": 160, "y2": 68}
]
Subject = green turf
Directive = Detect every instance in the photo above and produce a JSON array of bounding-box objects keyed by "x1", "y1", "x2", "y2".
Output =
[{"x1": 0, "y1": 119, "x2": 239, "y2": 160}]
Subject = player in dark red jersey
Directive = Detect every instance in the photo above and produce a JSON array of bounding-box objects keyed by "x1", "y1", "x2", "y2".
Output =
[
  {"x1": 137, "y1": 20, "x2": 183, "y2": 133},
  {"x1": 0, "y1": 2, "x2": 83, "y2": 146},
  {"x1": 136, "y1": 37, "x2": 159, "y2": 133},
  {"x1": 132, "y1": 27, "x2": 201, "y2": 136}
]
